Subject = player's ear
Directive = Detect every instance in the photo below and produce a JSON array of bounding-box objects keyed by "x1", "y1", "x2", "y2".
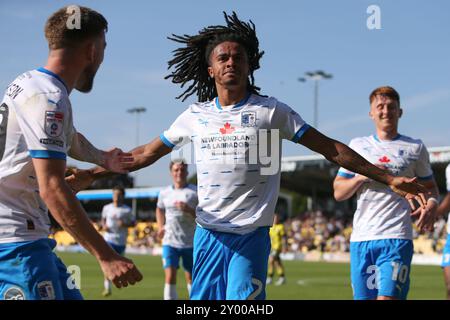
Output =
[
  {"x1": 398, "y1": 107, "x2": 403, "y2": 118},
  {"x1": 368, "y1": 102, "x2": 375, "y2": 120},
  {"x1": 84, "y1": 41, "x2": 96, "y2": 63},
  {"x1": 207, "y1": 66, "x2": 214, "y2": 79}
]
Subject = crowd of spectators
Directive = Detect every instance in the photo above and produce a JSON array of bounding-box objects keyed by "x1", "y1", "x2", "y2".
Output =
[
  {"x1": 284, "y1": 210, "x2": 352, "y2": 254},
  {"x1": 51, "y1": 210, "x2": 448, "y2": 255}
]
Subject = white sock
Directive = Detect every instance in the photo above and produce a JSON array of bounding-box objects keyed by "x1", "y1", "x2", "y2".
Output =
[
  {"x1": 104, "y1": 279, "x2": 111, "y2": 291},
  {"x1": 164, "y1": 284, "x2": 178, "y2": 300},
  {"x1": 187, "y1": 283, "x2": 192, "y2": 296}
]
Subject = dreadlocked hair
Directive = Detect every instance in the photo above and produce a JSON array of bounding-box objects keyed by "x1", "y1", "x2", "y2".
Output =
[{"x1": 165, "y1": 11, "x2": 264, "y2": 102}]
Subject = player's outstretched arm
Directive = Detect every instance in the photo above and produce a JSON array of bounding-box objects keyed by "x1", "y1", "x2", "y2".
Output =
[
  {"x1": 69, "y1": 132, "x2": 133, "y2": 173},
  {"x1": 66, "y1": 136, "x2": 172, "y2": 192},
  {"x1": 125, "y1": 136, "x2": 173, "y2": 171},
  {"x1": 298, "y1": 127, "x2": 428, "y2": 207},
  {"x1": 33, "y1": 158, "x2": 143, "y2": 288}
]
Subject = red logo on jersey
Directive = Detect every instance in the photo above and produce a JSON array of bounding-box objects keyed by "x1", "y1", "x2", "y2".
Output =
[
  {"x1": 379, "y1": 156, "x2": 391, "y2": 163},
  {"x1": 220, "y1": 122, "x2": 235, "y2": 134}
]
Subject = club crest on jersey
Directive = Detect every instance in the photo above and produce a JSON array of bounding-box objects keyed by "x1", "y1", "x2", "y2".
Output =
[
  {"x1": 220, "y1": 122, "x2": 235, "y2": 134},
  {"x1": 3, "y1": 286, "x2": 25, "y2": 300},
  {"x1": 37, "y1": 281, "x2": 55, "y2": 300},
  {"x1": 45, "y1": 111, "x2": 64, "y2": 137},
  {"x1": 241, "y1": 111, "x2": 256, "y2": 127}
]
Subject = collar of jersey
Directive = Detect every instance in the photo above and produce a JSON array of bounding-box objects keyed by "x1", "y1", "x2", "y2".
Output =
[
  {"x1": 214, "y1": 92, "x2": 251, "y2": 111},
  {"x1": 36, "y1": 67, "x2": 69, "y2": 93},
  {"x1": 171, "y1": 183, "x2": 188, "y2": 190},
  {"x1": 373, "y1": 134, "x2": 401, "y2": 142}
]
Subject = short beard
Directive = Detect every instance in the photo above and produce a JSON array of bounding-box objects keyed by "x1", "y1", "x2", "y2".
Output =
[{"x1": 75, "y1": 64, "x2": 98, "y2": 93}]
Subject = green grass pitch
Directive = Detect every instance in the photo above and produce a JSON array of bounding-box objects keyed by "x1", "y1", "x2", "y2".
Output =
[{"x1": 57, "y1": 252, "x2": 446, "y2": 300}]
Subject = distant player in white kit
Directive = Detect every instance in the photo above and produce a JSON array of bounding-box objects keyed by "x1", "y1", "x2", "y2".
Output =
[
  {"x1": 0, "y1": 6, "x2": 142, "y2": 300},
  {"x1": 156, "y1": 160, "x2": 198, "y2": 300},
  {"x1": 435, "y1": 164, "x2": 450, "y2": 299},
  {"x1": 101, "y1": 186, "x2": 135, "y2": 297},
  {"x1": 333, "y1": 86, "x2": 439, "y2": 300},
  {"x1": 67, "y1": 14, "x2": 429, "y2": 300}
]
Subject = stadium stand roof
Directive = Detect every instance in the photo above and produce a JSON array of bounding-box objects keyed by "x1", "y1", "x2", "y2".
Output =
[{"x1": 77, "y1": 187, "x2": 160, "y2": 201}]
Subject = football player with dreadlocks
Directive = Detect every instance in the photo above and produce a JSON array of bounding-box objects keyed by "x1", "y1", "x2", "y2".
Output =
[{"x1": 67, "y1": 12, "x2": 431, "y2": 300}]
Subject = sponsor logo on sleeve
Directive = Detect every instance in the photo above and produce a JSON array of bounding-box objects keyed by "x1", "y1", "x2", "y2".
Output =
[
  {"x1": 45, "y1": 111, "x2": 64, "y2": 137},
  {"x1": 39, "y1": 138, "x2": 64, "y2": 148}
]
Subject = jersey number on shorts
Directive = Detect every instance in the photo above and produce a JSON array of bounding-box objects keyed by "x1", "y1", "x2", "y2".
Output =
[
  {"x1": 247, "y1": 277, "x2": 263, "y2": 300},
  {"x1": 0, "y1": 103, "x2": 8, "y2": 161},
  {"x1": 391, "y1": 262, "x2": 408, "y2": 283}
]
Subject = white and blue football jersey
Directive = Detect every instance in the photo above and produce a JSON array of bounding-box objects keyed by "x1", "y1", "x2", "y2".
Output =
[
  {"x1": 101, "y1": 203, "x2": 134, "y2": 246},
  {"x1": 157, "y1": 184, "x2": 198, "y2": 248},
  {"x1": 161, "y1": 93, "x2": 309, "y2": 235},
  {"x1": 0, "y1": 68, "x2": 76, "y2": 243},
  {"x1": 337, "y1": 134, "x2": 433, "y2": 241}
]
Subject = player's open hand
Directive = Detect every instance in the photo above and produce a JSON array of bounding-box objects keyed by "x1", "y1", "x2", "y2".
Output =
[
  {"x1": 65, "y1": 168, "x2": 95, "y2": 193},
  {"x1": 411, "y1": 199, "x2": 438, "y2": 233},
  {"x1": 388, "y1": 176, "x2": 428, "y2": 210},
  {"x1": 100, "y1": 254, "x2": 143, "y2": 289},
  {"x1": 102, "y1": 148, "x2": 134, "y2": 174},
  {"x1": 157, "y1": 227, "x2": 165, "y2": 240}
]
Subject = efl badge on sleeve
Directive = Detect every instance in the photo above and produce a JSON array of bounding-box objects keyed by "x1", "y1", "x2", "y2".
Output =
[
  {"x1": 241, "y1": 111, "x2": 256, "y2": 127},
  {"x1": 45, "y1": 111, "x2": 64, "y2": 137}
]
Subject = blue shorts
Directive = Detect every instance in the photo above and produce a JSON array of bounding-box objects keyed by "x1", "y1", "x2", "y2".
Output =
[
  {"x1": 350, "y1": 239, "x2": 413, "y2": 300},
  {"x1": 441, "y1": 235, "x2": 450, "y2": 268},
  {"x1": 162, "y1": 245, "x2": 193, "y2": 273},
  {"x1": 107, "y1": 242, "x2": 126, "y2": 256},
  {"x1": 190, "y1": 226, "x2": 271, "y2": 300},
  {"x1": 0, "y1": 238, "x2": 83, "y2": 300}
]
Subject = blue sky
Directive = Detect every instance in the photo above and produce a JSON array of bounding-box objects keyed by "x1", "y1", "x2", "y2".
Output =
[{"x1": 1, "y1": 1, "x2": 449, "y2": 187}]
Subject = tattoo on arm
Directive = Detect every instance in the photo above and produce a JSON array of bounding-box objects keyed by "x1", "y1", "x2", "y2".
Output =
[
  {"x1": 330, "y1": 142, "x2": 391, "y2": 185},
  {"x1": 69, "y1": 133, "x2": 104, "y2": 166},
  {"x1": 299, "y1": 128, "x2": 392, "y2": 186}
]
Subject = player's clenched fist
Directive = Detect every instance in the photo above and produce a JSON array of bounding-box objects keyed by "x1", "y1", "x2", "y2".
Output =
[{"x1": 99, "y1": 254, "x2": 143, "y2": 288}]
